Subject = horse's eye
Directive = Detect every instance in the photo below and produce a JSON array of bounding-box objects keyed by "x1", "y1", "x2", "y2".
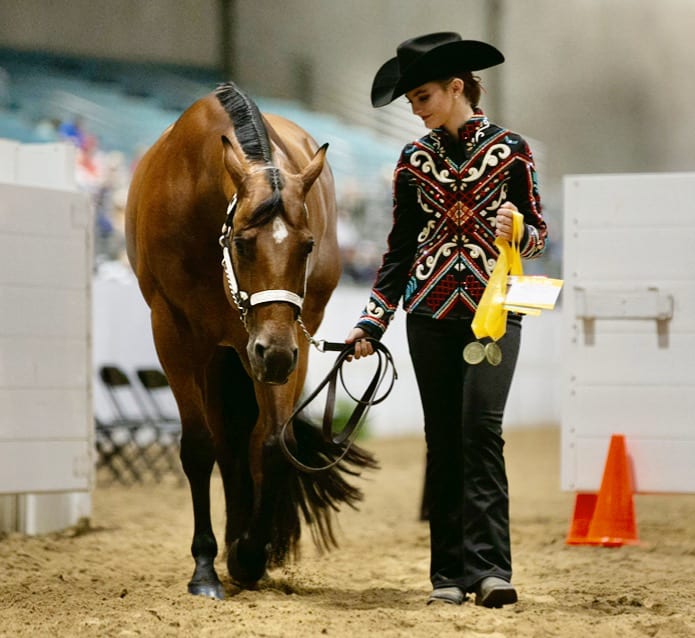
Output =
[
  {"x1": 305, "y1": 239, "x2": 315, "y2": 255},
  {"x1": 233, "y1": 236, "x2": 252, "y2": 258}
]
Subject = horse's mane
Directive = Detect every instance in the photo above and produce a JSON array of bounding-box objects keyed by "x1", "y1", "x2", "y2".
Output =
[
  {"x1": 215, "y1": 82, "x2": 284, "y2": 221},
  {"x1": 215, "y1": 82, "x2": 272, "y2": 164}
]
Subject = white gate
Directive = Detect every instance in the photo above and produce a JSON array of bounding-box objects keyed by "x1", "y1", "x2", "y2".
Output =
[
  {"x1": 562, "y1": 172, "x2": 695, "y2": 493},
  {"x1": 0, "y1": 140, "x2": 93, "y2": 534}
]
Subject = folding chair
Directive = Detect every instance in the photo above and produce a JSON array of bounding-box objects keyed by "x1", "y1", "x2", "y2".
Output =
[
  {"x1": 97, "y1": 364, "x2": 158, "y2": 484},
  {"x1": 135, "y1": 367, "x2": 183, "y2": 480},
  {"x1": 94, "y1": 416, "x2": 141, "y2": 485}
]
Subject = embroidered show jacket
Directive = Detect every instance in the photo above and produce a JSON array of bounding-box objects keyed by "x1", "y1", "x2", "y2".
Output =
[{"x1": 357, "y1": 110, "x2": 548, "y2": 338}]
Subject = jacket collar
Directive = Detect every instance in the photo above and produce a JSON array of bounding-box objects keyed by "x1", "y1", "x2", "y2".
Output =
[{"x1": 430, "y1": 108, "x2": 490, "y2": 153}]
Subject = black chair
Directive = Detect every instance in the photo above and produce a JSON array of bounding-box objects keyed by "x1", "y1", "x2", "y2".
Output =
[
  {"x1": 135, "y1": 367, "x2": 183, "y2": 480},
  {"x1": 97, "y1": 364, "x2": 159, "y2": 484},
  {"x1": 94, "y1": 415, "x2": 141, "y2": 485}
]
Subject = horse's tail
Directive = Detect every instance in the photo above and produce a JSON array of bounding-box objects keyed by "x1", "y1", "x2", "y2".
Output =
[{"x1": 266, "y1": 415, "x2": 378, "y2": 568}]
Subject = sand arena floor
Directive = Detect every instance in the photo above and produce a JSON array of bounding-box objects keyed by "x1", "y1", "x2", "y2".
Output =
[{"x1": 2, "y1": 427, "x2": 694, "y2": 637}]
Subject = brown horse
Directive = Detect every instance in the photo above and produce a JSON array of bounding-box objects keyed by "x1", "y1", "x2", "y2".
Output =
[{"x1": 125, "y1": 82, "x2": 375, "y2": 599}]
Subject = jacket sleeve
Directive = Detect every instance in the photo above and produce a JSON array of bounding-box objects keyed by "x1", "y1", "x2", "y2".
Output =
[
  {"x1": 507, "y1": 138, "x2": 548, "y2": 259},
  {"x1": 356, "y1": 152, "x2": 421, "y2": 339}
]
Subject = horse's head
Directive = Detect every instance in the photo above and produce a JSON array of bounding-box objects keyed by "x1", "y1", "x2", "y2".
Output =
[{"x1": 220, "y1": 134, "x2": 327, "y2": 385}]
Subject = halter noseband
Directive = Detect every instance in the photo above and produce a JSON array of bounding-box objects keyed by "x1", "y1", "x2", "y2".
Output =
[{"x1": 219, "y1": 195, "x2": 306, "y2": 325}]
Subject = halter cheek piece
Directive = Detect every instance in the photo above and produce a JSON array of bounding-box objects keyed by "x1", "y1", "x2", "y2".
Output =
[{"x1": 219, "y1": 194, "x2": 308, "y2": 326}]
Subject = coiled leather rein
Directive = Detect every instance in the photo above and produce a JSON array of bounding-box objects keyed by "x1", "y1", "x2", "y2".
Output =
[{"x1": 279, "y1": 338, "x2": 397, "y2": 473}]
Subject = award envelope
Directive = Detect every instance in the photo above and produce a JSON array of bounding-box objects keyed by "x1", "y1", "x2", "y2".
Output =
[{"x1": 504, "y1": 275, "x2": 563, "y2": 314}]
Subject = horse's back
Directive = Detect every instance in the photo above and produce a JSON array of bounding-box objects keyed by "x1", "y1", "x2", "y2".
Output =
[
  {"x1": 124, "y1": 125, "x2": 171, "y2": 275},
  {"x1": 125, "y1": 96, "x2": 231, "y2": 306}
]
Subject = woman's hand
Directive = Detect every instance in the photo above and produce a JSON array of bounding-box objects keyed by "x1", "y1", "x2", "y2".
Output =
[
  {"x1": 345, "y1": 327, "x2": 374, "y2": 359},
  {"x1": 495, "y1": 202, "x2": 520, "y2": 241}
]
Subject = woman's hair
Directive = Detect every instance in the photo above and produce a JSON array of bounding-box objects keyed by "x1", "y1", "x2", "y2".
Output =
[{"x1": 438, "y1": 72, "x2": 482, "y2": 107}]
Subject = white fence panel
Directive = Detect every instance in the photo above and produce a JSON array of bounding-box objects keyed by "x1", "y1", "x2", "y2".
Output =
[
  {"x1": 0, "y1": 139, "x2": 92, "y2": 534},
  {"x1": 562, "y1": 172, "x2": 695, "y2": 493}
]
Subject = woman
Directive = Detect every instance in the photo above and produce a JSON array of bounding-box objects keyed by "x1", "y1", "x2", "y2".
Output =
[{"x1": 346, "y1": 32, "x2": 548, "y2": 607}]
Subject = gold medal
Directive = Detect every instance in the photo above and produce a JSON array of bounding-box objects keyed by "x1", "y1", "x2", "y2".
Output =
[
  {"x1": 485, "y1": 342, "x2": 503, "y2": 366},
  {"x1": 463, "y1": 341, "x2": 486, "y2": 365}
]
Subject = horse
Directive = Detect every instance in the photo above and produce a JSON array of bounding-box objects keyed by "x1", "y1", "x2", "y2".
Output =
[{"x1": 125, "y1": 81, "x2": 376, "y2": 599}]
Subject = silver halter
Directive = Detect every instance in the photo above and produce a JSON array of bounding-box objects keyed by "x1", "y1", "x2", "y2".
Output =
[{"x1": 219, "y1": 195, "x2": 305, "y2": 326}]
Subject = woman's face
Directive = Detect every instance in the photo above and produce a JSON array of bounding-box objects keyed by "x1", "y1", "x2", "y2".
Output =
[{"x1": 405, "y1": 81, "x2": 457, "y2": 130}]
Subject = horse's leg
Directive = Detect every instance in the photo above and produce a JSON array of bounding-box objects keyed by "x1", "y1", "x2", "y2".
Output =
[
  {"x1": 202, "y1": 346, "x2": 261, "y2": 586},
  {"x1": 220, "y1": 337, "x2": 377, "y2": 587},
  {"x1": 224, "y1": 347, "x2": 308, "y2": 586},
  {"x1": 149, "y1": 296, "x2": 224, "y2": 599},
  {"x1": 180, "y1": 397, "x2": 223, "y2": 599}
]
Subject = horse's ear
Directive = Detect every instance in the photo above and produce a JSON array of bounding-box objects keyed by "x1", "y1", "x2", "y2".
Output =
[
  {"x1": 300, "y1": 143, "x2": 328, "y2": 194},
  {"x1": 221, "y1": 135, "x2": 248, "y2": 189}
]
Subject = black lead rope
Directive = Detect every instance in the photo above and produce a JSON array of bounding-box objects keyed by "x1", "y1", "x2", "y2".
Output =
[{"x1": 279, "y1": 338, "x2": 397, "y2": 473}]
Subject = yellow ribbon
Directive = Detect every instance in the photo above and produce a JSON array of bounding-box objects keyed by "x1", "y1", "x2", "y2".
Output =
[{"x1": 471, "y1": 211, "x2": 524, "y2": 341}]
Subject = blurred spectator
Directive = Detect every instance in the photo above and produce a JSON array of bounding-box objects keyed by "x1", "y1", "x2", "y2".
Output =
[
  {"x1": 59, "y1": 121, "x2": 129, "y2": 265},
  {"x1": 57, "y1": 115, "x2": 87, "y2": 148},
  {"x1": 34, "y1": 117, "x2": 61, "y2": 142},
  {"x1": 101, "y1": 150, "x2": 131, "y2": 264},
  {"x1": 336, "y1": 178, "x2": 388, "y2": 284}
]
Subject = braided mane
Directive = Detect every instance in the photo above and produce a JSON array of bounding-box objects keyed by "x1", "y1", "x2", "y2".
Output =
[
  {"x1": 215, "y1": 82, "x2": 273, "y2": 164},
  {"x1": 215, "y1": 82, "x2": 284, "y2": 225}
]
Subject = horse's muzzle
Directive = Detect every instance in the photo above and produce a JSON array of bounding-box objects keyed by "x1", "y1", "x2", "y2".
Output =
[{"x1": 250, "y1": 339, "x2": 298, "y2": 385}]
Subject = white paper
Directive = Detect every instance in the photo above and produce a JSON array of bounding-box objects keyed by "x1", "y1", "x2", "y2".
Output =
[{"x1": 504, "y1": 276, "x2": 563, "y2": 310}]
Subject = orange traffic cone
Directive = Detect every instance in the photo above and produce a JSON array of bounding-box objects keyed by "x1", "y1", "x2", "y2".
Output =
[
  {"x1": 566, "y1": 434, "x2": 639, "y2": 547},
  {"x1": 566, "y1": 493, "x2": 598, "y2": 544}
]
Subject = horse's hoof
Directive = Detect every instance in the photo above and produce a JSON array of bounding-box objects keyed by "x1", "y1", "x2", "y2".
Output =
[
  {"x1": 188, "y1": 557, "x2": 225, "y2": 599},
  {"x1": 187, "y1": 580, "x2": 225, "y2": 600},
  {"x1": 227, "y1": 538, "x2": 267, "y2": 588}
]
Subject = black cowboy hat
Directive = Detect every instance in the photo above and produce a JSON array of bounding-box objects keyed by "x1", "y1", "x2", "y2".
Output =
[{"x1": 371, "y1": 32, "x2": 504, "y2": 107}]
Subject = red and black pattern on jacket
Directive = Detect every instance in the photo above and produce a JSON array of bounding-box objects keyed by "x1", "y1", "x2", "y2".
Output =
[{"x1": 358, "y1": 110, "x2": 547, "y2": 338}]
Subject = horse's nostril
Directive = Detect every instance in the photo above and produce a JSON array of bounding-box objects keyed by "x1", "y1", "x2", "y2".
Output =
[{"x1": 255, "y1": 342, "x2": 267, "y2": 360}]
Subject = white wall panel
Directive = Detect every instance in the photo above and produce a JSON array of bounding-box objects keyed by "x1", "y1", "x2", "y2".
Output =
[
  {"x1": 0, "y1": 140, "x2": 19, "y2": 183},
  {"x1": 0, "y1": 441, "x2": 92, "y2": 495},
  {"x1": 562, "y1": 173, "x2": 695, "y2": 493},
  {"x1": 568, "y1": 231, "x2": 695, "y2": 281},
  {"x1": 567, "y1": 334, "x2": 695, "y2": 386},
  {"x1": 14, "y1": 143, "x2": 77, "y2": 191},
  {"x1": 0, "y1": 143, "x2": 92, "y2": 533},
  {"x1": 0, "y1": 289, "x2": 88, "y2": 337},
  {"x1": 0, "y1": 389, "x2": 91, "y2": 440},
  {"x1": 0, "y1": 181, "x2": 85, "y2": 235},
  {"x1": 564, "y1": 437, "x2": 695, "y2": 494},
  {"x1": 0, "y1": 338, "x2": 88, "y2": 387},
  {"x1": 564, "y1": 173, "x2": 695, "y2": 228},
  {"x1": 0, "y1": 237, "x2": 89, "y2": 287},
  {"x1": 564, "y1": 386, "x2": 694, "y2": 439}
]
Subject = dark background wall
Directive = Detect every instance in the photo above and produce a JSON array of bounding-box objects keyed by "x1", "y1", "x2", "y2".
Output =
[{"x1": 2, "y1": 0, "x2": 694, "y2": 234}]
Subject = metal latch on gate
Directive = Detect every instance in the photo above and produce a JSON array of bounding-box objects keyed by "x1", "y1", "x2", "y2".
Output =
[
  {"x1": 574, "y1": 286, "x2": 674, "y2": 347},
  {"x1": 574, "y1": 286, "x2": 673, "y2": 320}
]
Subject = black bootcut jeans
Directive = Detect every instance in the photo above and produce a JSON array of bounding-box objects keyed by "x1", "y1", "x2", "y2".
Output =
[{"x1": 406, "y1": 312, "x2": 521, "y2": 593}]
